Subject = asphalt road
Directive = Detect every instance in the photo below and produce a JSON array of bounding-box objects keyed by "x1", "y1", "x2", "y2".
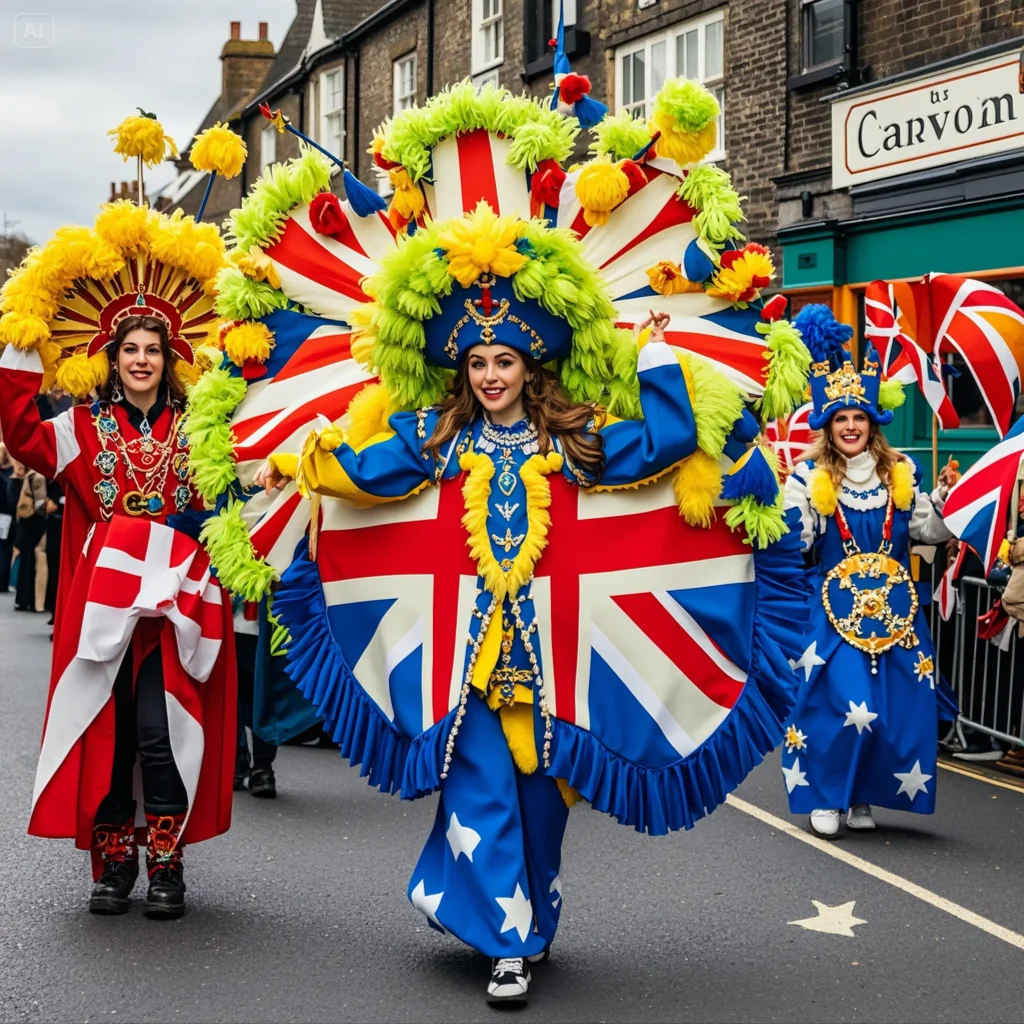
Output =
[{"x1": 2, "y1": 592, "x2": 1023, "y2": 1023}]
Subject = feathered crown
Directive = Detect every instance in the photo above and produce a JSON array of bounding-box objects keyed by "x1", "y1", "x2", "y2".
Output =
[
  {"x1": 797, "y1": 304, "x2": 893, "y2": 430},
  {"x1": 0, "y1": 112, "x2": 246, "y2": 398}
]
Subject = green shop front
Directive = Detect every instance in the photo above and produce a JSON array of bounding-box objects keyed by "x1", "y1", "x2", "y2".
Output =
[{"x1": 779, "y1": 41, "x2": 1024, "y2": 489}]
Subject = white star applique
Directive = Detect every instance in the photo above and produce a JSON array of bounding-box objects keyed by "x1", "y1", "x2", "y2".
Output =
[
  {"x1": 782, "y1": 757, "x2": 810, "y2": 794},
  {"x1": 496, "y1": 883, "x2": 534, "y2": 942},
  {"x1": 789, "y1": 900, "x2": 867, "y2": 938},
  {"x1": 550, "y1": 874, "x2": 562, "y2": 910},
  {"x1": 410, "y1": 879, "x2": 444, "y2": 930},
  {"x1": 789, "y1": 642, "x2": 826, "y2": 682},
  {"x1": 843, "y1": 700, "x2": 879, "y2": 734},
  {"x1": 894, "y1": 760, "x2": 933, "y2": 802},
  {"x1": 446, "y1": 813, "x2": 482, "y2": 863}
]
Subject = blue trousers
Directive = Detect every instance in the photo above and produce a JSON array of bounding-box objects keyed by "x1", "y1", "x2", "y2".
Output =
[{"x1": 407, "y1": 693, "x2": 569, "y2": 957}]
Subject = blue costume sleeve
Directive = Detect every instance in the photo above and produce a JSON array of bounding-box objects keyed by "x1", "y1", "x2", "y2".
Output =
[
  {"x1": 297, "y1": 410, "x2": 434, "y2": 505},
  {"x1": 589, "y1": 341, "x2": 698, "y2": 488}
]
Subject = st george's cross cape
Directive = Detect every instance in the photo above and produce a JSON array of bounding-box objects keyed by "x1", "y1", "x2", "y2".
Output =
[{"x1": 29, "y1": 516, "x2": 234, "y2": 863}]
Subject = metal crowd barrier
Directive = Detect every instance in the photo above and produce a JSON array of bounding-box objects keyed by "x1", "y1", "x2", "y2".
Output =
[{"x1": 926, "y1": 569, "x2": 1024, "y2": 749}]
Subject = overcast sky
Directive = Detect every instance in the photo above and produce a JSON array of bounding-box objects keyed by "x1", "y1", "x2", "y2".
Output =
[{"x1": 0, "y1": 0, "x2": 297, "y2": 245}]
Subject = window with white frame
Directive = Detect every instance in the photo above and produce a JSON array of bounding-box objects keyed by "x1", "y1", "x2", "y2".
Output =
[
  {"x1": 260, "y1": 125, "x2": 277, "y2": 169},
  {"x1": 321, "y1": 67, "x2": 345, "y2": 161},
  {"x1": 471, "y1": 0, "x2": 504, "y2": 77},
  {"x1": 393, "y1": 53, "x2": 417, "y2": 114},
  {"x1": 615, "y1": 10, "x2": 725, "y2": 160}
]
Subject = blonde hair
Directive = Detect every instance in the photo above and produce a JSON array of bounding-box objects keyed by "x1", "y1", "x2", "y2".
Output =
[{"x1": 802, "y1": 418, "x2": 903, "y2": 492}]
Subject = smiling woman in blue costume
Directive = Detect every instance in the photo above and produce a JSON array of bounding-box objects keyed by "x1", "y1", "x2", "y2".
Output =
[
  {"x1": 247, "y1": 188, "x2": 811, "y2": 1003},
  {"x1": 781, "y1": 305, "x2": 955, "y2": 840}
]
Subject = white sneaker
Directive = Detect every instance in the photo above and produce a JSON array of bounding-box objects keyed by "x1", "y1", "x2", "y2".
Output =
[
  {"x1": 846, "y1": 804, "x2": 876, "y2": 830},
  {"x1": 487, "y1": 957, "x2": 530, "y2": 1005},
  {"x1": 808, "y1": 809, "x2": 841, "y2": 838}
]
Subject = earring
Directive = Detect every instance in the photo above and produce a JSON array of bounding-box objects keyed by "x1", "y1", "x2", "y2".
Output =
[{"x1": 110, "y1": 372, "x2": 124, "y2": 404}]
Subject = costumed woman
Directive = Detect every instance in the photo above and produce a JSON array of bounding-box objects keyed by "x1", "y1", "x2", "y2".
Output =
[
  {"x1": 780, "y1": 305, "x2": 954, "y2": 838},
  {"x1": 0, "y1": 122, "x2": 238, "y2": 917}
]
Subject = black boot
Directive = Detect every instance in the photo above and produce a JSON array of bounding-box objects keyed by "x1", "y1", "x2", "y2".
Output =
[
  {"x1": 248, "y1": 766, "x2": 277, "y2": 798},
  {"x1": 89, "y1": 820, "x2": 139, "y2": 915},
  {"x1": 143, "y1": 813, "x2": 186, "y2": 919}
]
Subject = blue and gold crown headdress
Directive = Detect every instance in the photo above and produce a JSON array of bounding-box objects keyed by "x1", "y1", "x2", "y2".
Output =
[{"x1": 797, "y1": 304, "x2": 893, "y2": 430}]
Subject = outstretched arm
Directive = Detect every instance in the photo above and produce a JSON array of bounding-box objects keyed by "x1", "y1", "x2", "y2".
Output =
[
  {"x1": 260, "y1": 410, "x2": 433, "y2": 507},
  {"x1": 594, "y1": 315, "x2": 698, "y2": 488},
  {"x1": 0, "y1": 347, "x2": 79, "y2": 482}
]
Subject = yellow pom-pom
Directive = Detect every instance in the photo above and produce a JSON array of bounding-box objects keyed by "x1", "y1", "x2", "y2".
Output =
[
  {"x1": 649, "y1": 79, "x2": 721, "y2": 166},
  {"x1": 222, "y1": 321, "x2": 274, "y2": 367},
  {"x1": 46, "y1": 225, "x2": 125, "y2": 283},
  {"x1": 108, "y1": 113, "x2": 178, "y2": 168},
  {"x1": 344, "y1": 383, "x2": 396, "y2": 448},
  {"x1": 435, "y1": 202, "x2": 527, "y2": 288},
  {"x1": 55, "y1": 350, "x2": 109, "y2": 399},
  {"x1": 94, "y1": 201, "x2": 153, "y2": 254},
  {"x1": 190, "y1": 122, "x2": 248, "y2": 179},
  {"x1": 39, "y1": 341, "x2": 62, "y2": 394},
  {"x1": 673, "y1": 450, "x2": 722, "y2": 527},
  {"x1": 809, "y1": 467, "x2": 838, "y2": 516},
  {"x1": 890, "y1": 458, "x2": 914, "y2": 511},
  {"x1": 387, "y1": 168, "x2": 426, "y2": 230},
  {"x1": 0, "y1": 311, "x2": 50, "y2": 350},
  {"x1": 575, "y1": 158, "x2": 629, "y2": 228},
  {"x1": 235, "y1": 245, "x2": 281, "y2": 290},
  {"x1": 647, "y1": 260, "x2": 704, "y2": 296},
  {"x1": 0, "y1": 263, "x2": 60, "y2": 320},
  {"x1": 148, "y1": 212, "x2": 225, "y2": 283}
]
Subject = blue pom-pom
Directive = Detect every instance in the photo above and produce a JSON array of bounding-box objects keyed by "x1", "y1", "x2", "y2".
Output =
[
  {"x1": 721, "y1": 446, "x2": 780, "y2": 506},
  {"x1": 729, "y1": 407, "x2": 761, "y2": 445},
  {"x1": 683, "y1": 238, "x2": 715, "y2": 284},
  {"x1": 793, "y1": 303, "x2": 854, "y2": 363},
  {"x1": 343, "y1": 168, "x2": 387, "y2": 218},
  {"x1": 573, "y1": 94, "x2": 609, "y2": 130}
]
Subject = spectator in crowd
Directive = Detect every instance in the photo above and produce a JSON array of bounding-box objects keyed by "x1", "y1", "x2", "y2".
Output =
[
  {"x1": 44, "y1": 479, "x2": 63, "y2": 626},
  {"x1": 11, "y1": 459, "x2": 47, "y2": 612},
  {"x1": 0, "y1": 443, "x2": 14, "y2": 593}
]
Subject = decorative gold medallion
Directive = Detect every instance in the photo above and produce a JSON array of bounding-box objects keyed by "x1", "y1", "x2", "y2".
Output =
[{"x1": 822, "y1": 550, "x2": 919, "y2": 659}]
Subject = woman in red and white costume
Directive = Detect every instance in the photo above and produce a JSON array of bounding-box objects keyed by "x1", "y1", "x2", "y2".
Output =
[{"x1": 0, "y1": 313, "x2": 236, "y2": 919}]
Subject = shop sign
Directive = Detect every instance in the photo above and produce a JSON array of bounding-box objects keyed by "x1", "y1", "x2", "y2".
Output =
[{"x1": 832, "y1": 49, "x2": 1024, "y2": 189}]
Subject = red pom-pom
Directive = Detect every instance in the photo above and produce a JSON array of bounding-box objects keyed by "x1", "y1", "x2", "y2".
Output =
[
  {"x1": 309, "y1": 192, "x2": 346, "y2": 238},
  {"x1": 619, "y1": 159, "x2": 647, "y2": 194},
  {"x1": 558, "y1": 73, "x2": 591, "y2": 105},
  {"x1": 549, "y1": 37, "x2": 557, "y2": 47},
  {"x1": 241, "y1": 359, "x2": 268, "y2": 381},
  {"x1": 719, "y1": 249, "x2": 742, "y2": 270},
  {"x1": 760, "y1": 294, "x2": 788, "y2": 322},
  {"x1": 745, "y1": 242, "x2": 769, "y2": 256},
  {"x1": 752, "y1": 274, "x2": 771, "y2": 289},
  {"x1": 531, "y1": 160, "x2": 566, "y2": 208}
]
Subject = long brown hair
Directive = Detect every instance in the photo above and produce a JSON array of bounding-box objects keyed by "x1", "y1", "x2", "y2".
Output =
[
  {"x1": 96, "y1": 315, "x2": 187, "y2": 408},
  {"x1": 424, "y1": 355, "x2": 606, "y2": 483},
  {"x1": 802, "y1": 413, "x2": 903, "y2": 491}
]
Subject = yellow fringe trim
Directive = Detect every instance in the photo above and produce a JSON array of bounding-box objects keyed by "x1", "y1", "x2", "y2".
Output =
[
  {"x1": 459, "y1": 449, "x2": 563, "y2": 601},
  {"x1": 674, "y1": 450, "x2": 722, "y2": 527},
  {"x1": 556, "y1": 778, "x2": 582, "y2": 808},
  {"x1": 344, "y1": 383, "x2": 395, "y2": 449},
  {"x1": 808, "y1": 468, "x2": 838, "y2": 517},
  {"x1": 891, "y1": 458, "x2": 914, "y2": 511},
  {"x1": 499, "y1": 702, "x2": 538, "y2": 775}
]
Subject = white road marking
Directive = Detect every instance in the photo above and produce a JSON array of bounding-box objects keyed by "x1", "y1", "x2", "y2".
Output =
[
  {"x1": 726, "y1": 794, "x2": 1024, "y2": 952},
  {"x1": 789, "y1": 900, "x2": 867, "y2": 937}
]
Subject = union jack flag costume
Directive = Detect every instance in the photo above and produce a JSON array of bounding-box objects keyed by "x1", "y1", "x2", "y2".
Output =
[{"x1": 191, "y1": 71, "x2": 812, "y2": 977}]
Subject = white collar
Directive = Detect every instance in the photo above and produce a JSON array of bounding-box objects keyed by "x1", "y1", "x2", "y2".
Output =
[{"x1": 844, "y1": 451, "x2": 878, "y2": 487}]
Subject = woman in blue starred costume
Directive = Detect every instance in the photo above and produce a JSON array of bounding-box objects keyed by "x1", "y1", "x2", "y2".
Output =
[
  {"x1": 253, "y1": 203, "x2": 808, "y2": 1006},
  {"x1": 781, "y1": 305, "x2": 956, "y2": 839}
]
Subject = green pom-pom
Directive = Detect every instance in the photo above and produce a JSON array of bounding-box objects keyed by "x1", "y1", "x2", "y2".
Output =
[
  {"x1": 724, "y1": 491, "x2": 788, "y2": 550},
  {"x1": 200, "y1": 498, "x2": 278, "y2": 602},
  {"x1": 214, "y1": 267, "x2": 290, "y2": 321},
  {"x1": 589, "y1": 110, "x2": 652, "y2": 161},
  {"x1": 757, "y1": 317, "x2": 812, "y2": 422},
  {"x1": 878, "y1": 378, "x2": 906, "y2": 411},
  {"x1": 652, "y1": 78, "x2": 721, "y2": 134},
  {"x1": 185, "y1": 365, "x2": 248, "y2": 502}
]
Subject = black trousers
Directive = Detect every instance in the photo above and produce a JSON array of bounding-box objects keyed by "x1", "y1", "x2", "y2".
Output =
[
  {"x1": 13, "y1": 514, "x2": 44, "y2": 610},
  {"x1": 236, "y1": 633, "x2": 277, "y2": 770},
  {"x1": 94, "y1": 645, "x2": 188, "y2": 824}
]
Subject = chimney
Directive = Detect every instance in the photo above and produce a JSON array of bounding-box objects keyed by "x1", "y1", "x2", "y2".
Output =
[{"x1": 221, "y1": 21, "x2": 276, "y2": 108}]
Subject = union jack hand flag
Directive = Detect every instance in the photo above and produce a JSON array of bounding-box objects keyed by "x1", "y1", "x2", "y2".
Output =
[
  {"x1": 764, "y1": 402, "x2": 815, "y2": 475},
  {"x1": 942, "y1": 416, "x2": 1024, "y2": 573}
]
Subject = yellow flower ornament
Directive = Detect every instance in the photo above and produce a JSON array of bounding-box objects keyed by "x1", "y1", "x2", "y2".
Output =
[{"x1": 436, "y1": 203, "x2": 528, "y2": 288}]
